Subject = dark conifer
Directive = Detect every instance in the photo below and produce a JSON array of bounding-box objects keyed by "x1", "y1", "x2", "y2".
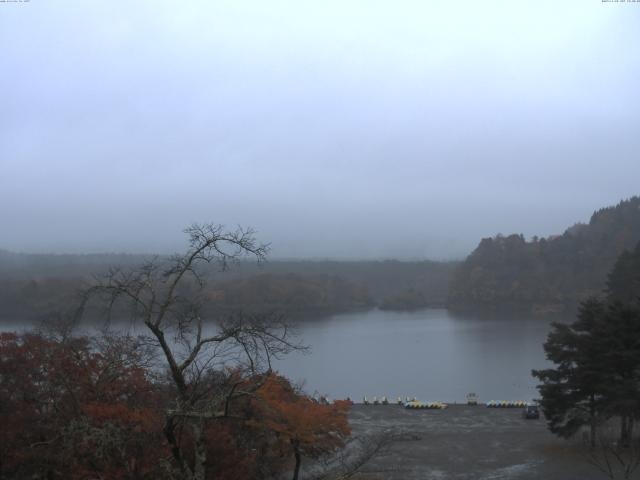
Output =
[{"x1": 533, "y1": 298, "x2": 608, "y2": 447}]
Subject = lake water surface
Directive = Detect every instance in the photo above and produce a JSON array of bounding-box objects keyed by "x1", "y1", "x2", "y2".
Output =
[
  {"x1": 274, "y1": 308, "x2": 558, "y2": 404},
  {"x1": 1, "y1": 308, "x2": 561, "y2": 404}
]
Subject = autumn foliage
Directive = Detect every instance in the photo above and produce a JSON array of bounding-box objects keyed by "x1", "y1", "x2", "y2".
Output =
[
  {"x1": 0, "y1": 332, "x2": 165, "y2": 479},
  {"x1": 1, "y1": 226, "x2": 354, "y2": 479},
  {"x1": 0, "y1": 332, "x2": 351, "y2": 480},
  {"x1": 248, "y1": 374, "x2": 352, "y2": 479}
]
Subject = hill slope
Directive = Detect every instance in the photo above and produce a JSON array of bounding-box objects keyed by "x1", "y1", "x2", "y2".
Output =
[{"x1": 448, "y1": 196, "x2": 640, "y2": 312}]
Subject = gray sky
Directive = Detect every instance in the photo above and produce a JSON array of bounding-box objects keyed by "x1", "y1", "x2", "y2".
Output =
[{"x1": 1, "y1": 1, "x2": 639, "y2": 259}]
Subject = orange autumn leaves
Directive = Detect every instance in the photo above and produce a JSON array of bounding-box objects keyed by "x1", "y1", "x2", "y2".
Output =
[
  {"x1": 249, "y1": 374, "x2": 351, "y2": 458},
  {"x1": 0, "y1": 333, "x2": 352, "y2": 479}
]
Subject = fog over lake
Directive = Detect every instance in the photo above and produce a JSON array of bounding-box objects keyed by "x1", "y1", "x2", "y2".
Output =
[
  {"x1": 2, "y1": 1, "x2": 640, "y2": 259},
  {"x1": 0, "y1": 308, "x2": 556, "y2": 403},
  {"x1": 3, "y1": 2, "x2": 640, "y2": 477}
]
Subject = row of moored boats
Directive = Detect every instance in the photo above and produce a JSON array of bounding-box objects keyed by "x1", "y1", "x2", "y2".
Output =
[{"x1": 360, "y1": 396, "x2": 530, "y2": 409}]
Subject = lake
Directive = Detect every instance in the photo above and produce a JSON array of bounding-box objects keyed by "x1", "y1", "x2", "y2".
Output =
[
  {"x1": 0, "y1": 308, "x2": 561, "y2": 404},
  {"x1": 275, "y1": 308, "x2": 559, "y2": 404}
]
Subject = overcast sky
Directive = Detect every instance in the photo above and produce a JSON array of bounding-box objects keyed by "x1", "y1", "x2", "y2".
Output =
[{"x1": 1, "y1": 1, "x2": 639, "y2": 259}]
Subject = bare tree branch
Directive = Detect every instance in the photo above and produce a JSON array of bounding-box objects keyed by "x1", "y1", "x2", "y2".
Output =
[{"x1": 79, "y1": 223, "x2": 300, "y2": 480}]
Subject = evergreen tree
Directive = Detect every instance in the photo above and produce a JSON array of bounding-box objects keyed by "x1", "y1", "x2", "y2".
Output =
[
  {"x1": 595, "y1": 302, "x2": 640, "y2": 446},
  {"x1": 533, "y1": 298, "x2": 608, "y2": 447},
  {"x1": 533, "y1": 298, "x2": 640, "y2": 447},
  {"x1": 607, "y1": 241, "x2": 640, "y2": 305}
]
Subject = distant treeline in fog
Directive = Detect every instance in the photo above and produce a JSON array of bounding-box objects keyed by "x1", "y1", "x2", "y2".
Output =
[
  {"x1": 0, "y1": 252, "x2": 457, "y2": 322},
  {"x1": 3, "y1": 196, "x2": 639, "y2": 321},
  {"x1": 448, "y1": 196, "x2": 640, "y2": 313}
]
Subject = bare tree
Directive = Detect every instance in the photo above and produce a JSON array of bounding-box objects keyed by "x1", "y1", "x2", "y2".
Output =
[
  {"x1": 311, "y1": 430, "x2": 421, "y2": 480},
  {"x1": 585, "y1": 426, "x2": 640, "y2": 480},
  {"x1": 81, "y1": 224, "x2": 301, "y2": 480}
]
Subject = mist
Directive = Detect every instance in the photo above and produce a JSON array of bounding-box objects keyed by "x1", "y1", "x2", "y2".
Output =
[{"x1": 1, "y1": 1, "x2": 639, "y2": 259}]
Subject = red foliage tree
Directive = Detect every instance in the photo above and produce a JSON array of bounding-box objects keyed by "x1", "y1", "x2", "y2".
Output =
[
  {"x1": 248, "y1": 374, "x2": 352, "y2": 480},
  {"x1": 1, "y1": 334, "x2": 353, "y2": 480},
  {"x1": 0, "y1": 332, "x2": 165, "y2": 479}
]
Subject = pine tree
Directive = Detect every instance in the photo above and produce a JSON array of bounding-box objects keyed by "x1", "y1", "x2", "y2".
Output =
[
  {"x1": 607, "y1": 242, "x2": 640, "y2": 305},
  {"x1": 533, "y1": 297, "x2": 640, "y2": 447},
  {"x1": 595, "y1": 302, "x2": 640, "y2": 446},
  {"x1": 533, "y1": 298, "x2": 608, "y2": 447}
]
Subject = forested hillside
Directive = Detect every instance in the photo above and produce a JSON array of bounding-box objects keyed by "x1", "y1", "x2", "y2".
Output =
[
  {"x1": 207, "y1": 273, "x2": 373, "y2": 316},
  {"x1": 448, "y1": 196, "x2": 640, "y2": 312},
  {"x1": 0, "y1": 252, "x2": 456, "y2": 322}
]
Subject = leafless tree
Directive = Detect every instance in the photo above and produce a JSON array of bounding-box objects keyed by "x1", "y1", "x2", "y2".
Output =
[
  {"x1": 80, "y1": 224, "x2": 302, "y2": 480},
  {"x1": 585, "y1": 426, "x2": 640, "y2": 480},
  {"x1": 311, "y1": 430, "x2": 421, "y2": 480}
]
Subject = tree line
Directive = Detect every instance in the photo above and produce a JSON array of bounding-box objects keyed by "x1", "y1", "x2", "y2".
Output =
[{"x1": 0, "y1": 252, "x2": 456, "y2": 323}]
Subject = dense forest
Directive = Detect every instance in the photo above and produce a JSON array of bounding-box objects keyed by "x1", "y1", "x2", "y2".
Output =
[
  {"x1": 448, "y1": 196, "x2": 640, "y2": 313},
  {"x1": 0, "y1": 251, "x2": 456, "y2": 323}
]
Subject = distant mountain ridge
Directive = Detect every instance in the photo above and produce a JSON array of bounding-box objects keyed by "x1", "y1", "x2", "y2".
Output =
[{"x1": 448, "y1": 196, "x2": 640, "y2": 313}]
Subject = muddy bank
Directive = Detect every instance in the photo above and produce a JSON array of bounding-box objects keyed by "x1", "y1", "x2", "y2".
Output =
[{"x1": 347, "y1": 405, "x2": 607, "y2": 480}]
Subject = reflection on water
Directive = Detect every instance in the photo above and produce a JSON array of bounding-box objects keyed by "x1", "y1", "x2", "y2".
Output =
[{"x1": 1, "y1": 308, "x2": 565, "y2": 403}]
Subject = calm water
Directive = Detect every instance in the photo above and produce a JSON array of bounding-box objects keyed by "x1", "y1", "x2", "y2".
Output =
[
  {"x1": 275, "y1": 308, "x2": 557, "y2": 403},
  {"x1": 1, "y1": 308, "x2": 560, "y2": 404}
]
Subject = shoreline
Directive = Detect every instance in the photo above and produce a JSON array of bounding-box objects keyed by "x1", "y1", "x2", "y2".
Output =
[{"x1": 342, "y1": 404, "x2": 602, "y2": 479}]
